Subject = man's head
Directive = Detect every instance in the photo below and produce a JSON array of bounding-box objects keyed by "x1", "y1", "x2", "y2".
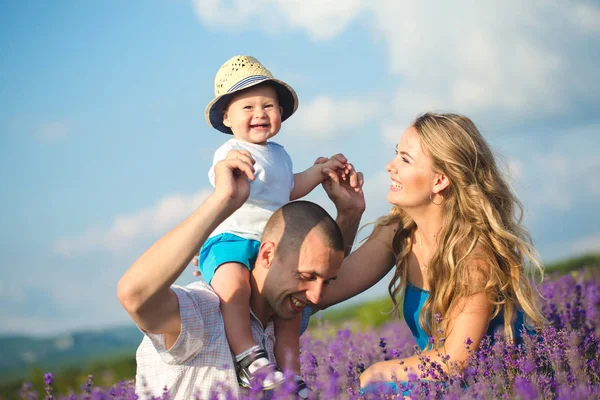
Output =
[{"x1": 253, "y1": 201, "x2": 345, "y2": 321}]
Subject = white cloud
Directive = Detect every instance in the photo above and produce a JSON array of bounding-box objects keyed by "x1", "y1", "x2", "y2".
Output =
[
  {"x1": 192, "y1": 1, "x2": 598, "y2": 125},
  {"x1": 52, "y1": 189, "x2": 211, "y2": 257},
  {"x1": 572, "y1": 3, "x2": 600, "y2": 34},
  {"x1": 285, "y1": 95, "x2": 382, "y2": 139},
  {"x1": 512, "y1": 123, "x2": 600, "y2": 212},
  {"x1": 192, "y1": 0, "x2": 364, "y2": 40},
  {"x1": 37, "y1": 121, "x2": 71, "y2": 142},
  {"x1": 381, "y1": 123, "x2": 404, "y2": 145},
  {"x1": 368, "y1": 1, "x2": 571, "y2": 121}
]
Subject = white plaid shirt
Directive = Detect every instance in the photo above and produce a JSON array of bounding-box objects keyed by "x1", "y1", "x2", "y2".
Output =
[{"x1": 134, "y1": 281, "x2": 276, "y2": 400}]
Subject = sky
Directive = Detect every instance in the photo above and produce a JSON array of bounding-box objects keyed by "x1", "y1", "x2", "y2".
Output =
[{"x1": 1, "y1": 0, "x2": 599, "y2": 337}]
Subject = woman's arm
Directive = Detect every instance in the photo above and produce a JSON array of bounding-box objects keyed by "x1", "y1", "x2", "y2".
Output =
[
  {"x1": 359, "y1": 290, "x2": 493, "y2": 385},
  {"x1": 318, "y1": 223, "x2": 398, "y2": 309}
]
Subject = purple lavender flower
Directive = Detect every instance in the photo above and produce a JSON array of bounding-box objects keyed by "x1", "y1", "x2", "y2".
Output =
[{"x1": 43, "y1": 372, "x2": 54, "y2": 386}]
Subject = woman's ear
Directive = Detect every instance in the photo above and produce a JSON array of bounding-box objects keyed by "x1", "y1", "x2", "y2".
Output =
[
  {"x1": 256, "y1": 241, "x2": 275, "y2": 269},
  {"x1": 432, "y1": 172, "x2": 450, "y2": 195}
]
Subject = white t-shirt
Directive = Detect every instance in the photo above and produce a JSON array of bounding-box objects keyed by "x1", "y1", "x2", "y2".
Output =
[{"x1": 208, "y1": 139, "x2": 294, "y2": 241}]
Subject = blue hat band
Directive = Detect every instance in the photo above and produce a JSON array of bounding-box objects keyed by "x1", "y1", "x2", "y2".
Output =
[{"x1": 227, "y1": 75, "x2": 270, "y2": 93}]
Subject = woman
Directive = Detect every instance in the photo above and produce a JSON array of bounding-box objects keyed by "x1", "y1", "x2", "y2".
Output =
[{"x1": 318, "y1": 112, "x2": 546, "y2": 394}]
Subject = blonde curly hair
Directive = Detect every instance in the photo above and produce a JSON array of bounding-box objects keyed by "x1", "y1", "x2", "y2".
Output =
[{"x1": 378, "y1": 112, "x2": 546, "y2": 345}]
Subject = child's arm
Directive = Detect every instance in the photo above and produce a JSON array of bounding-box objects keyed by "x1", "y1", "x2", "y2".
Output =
[{"x1": 290, "y1": 155, "x2": 348, "y2": 200}]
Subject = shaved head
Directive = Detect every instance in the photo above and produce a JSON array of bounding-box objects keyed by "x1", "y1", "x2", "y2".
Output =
[{"x1": 262, "y1": 201, "x2": 344, "y2": 255}]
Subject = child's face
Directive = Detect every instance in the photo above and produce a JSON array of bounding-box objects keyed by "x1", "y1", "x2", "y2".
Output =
[{"x1": 223, "y1": 84, "x2": 283, "y2": 145}]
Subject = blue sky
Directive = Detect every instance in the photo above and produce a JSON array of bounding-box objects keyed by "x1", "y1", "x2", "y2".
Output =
[{"x1": 1, "y1": 0, "x2": 599, "y2": 336}]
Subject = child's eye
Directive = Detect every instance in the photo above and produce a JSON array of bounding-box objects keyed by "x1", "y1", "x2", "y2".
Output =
[
  {"x1": 265, "y1": 104, "x2": 273, "y2": 108},
  {"x1": 243, "y1": 105, "x2": 252, "y2": 110}
]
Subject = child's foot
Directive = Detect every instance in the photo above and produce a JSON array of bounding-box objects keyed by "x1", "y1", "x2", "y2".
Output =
[
  {"x1": 294, "y1": 375, "x2": 309, "y2": 399},
  {"x1": 236, "y1": 347, "x2": 284, "y2": 390}
]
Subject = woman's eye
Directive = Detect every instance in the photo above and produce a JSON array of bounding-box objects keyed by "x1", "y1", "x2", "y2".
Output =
[{"x1": 402, "y1": 157, "x2": 410, "y2": 163}]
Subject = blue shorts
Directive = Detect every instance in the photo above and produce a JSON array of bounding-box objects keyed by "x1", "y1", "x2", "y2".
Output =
[{"x1": 198, "y1": 233, "x2": 261, "y2": 284}]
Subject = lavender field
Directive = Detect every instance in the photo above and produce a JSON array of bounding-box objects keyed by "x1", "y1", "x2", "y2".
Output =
[{"x1": 11, "y1": 265, "x2": 600, "y2": 400}]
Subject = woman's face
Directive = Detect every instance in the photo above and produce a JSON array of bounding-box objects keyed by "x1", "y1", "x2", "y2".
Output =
[{"x1": 386, "y1": 126, "x2": 438, "y2": 208}]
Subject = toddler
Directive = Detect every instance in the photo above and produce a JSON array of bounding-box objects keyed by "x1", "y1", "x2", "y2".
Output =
[{"x1": 200, "y1": 55, "x2": 348, "y2": 395}]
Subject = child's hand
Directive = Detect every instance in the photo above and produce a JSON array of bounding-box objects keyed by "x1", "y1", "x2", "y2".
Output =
[
  {"x1": 314, "y1": 154, "x2": 360, "y2": 191},
  {"x1": 315, "y1": 154, "x2": 352, "y2": 182},
  {"x1": 192, "y1": 256, "x2": 201, "y2": 277}
]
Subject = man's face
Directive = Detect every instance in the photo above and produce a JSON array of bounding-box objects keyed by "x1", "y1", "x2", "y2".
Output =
[{"x1": 263, "y1": 229, "x2": 344, "y2": 320}]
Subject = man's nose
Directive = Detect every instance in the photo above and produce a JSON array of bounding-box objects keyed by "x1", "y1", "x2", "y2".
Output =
[{"x1": 305, "y1": 281, "x2": 324, "y2": 305}]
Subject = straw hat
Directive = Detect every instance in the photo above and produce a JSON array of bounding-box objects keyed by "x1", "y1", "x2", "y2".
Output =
[{"x1": 205, "y1": 55, "x2": 299, "y2": 134}]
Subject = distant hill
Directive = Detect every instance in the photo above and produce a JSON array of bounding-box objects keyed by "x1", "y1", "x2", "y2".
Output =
[{"x1": 0, "y1": 325, "x2": 142, "y2": 384}]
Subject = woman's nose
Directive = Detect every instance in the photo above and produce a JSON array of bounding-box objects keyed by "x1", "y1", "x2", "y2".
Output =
[{"x1": 386, "y1": 160, "x2": 396, "y2": 173}]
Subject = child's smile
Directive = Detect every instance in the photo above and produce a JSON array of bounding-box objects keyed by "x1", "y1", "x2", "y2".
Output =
[{"x1": 223, "y1": 84, "x2": 283, "y2": 145}]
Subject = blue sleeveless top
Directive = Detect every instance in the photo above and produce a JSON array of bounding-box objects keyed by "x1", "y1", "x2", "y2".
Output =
[{"x1": 403, "y1": 281, "x2": 528, "y2": 350}]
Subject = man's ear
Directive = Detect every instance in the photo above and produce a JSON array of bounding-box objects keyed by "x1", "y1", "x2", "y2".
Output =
[
  {"x1": 222, "y1": 110, "x2": 231, "y2": 128},
  {"x1": 256, "y1": 241, "x2": 276, "y2": 269},
  {"x1": 432, "y1": 172, "x2": 450, "y2": 195}
]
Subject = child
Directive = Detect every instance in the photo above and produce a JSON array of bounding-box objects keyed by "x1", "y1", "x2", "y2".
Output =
[{"x1": 200, "y1": 55, "x2": 348, "y2": 394}]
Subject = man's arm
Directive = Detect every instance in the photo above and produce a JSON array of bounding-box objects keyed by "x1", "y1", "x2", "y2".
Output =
[{"x1": 117, "y1": 152, "x2": 255, "y2": 341}]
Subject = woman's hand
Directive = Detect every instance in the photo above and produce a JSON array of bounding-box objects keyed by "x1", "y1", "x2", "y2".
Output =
[{"x1": 315, "y1": 154, "x2": 365, "y2": 215}]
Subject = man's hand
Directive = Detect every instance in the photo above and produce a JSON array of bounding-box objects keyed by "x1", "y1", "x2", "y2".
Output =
[
  {"x1": 315, "y1": 154, "x2": 365, "y2": 215},
  {"x1": 213, "y1": 150, "x2": 256, "y2": 211}
]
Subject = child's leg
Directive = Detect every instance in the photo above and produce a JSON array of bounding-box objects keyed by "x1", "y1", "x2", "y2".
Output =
[
  {"x1": 210, "y1": 262, "x2": 256, "y2": 355},
  {"x1": 274, "y1": 313, "x2": 302, "y2": 374}
]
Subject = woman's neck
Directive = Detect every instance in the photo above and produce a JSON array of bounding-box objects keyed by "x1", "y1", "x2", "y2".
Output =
[{"x1": 405, "y1": 205, "x2": 443, "y2": 249}]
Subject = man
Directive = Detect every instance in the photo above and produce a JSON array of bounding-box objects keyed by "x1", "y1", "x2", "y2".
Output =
[{"x1": 117, "y1": 153, "x2": 365, "y2": 399}]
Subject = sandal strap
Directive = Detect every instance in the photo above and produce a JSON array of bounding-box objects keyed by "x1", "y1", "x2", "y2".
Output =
[
  {"x1": 238, "y1": 347, "x2": 269, "y2": 371},
  {"x1": 294, "y1": 375, "x2": 309, "y2": 399}
]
